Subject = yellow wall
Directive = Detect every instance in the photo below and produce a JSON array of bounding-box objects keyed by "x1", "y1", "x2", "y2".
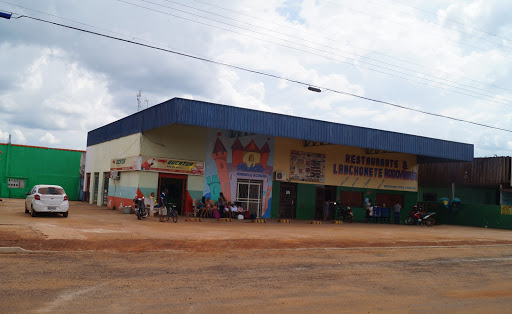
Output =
[
  {"x1": 274, "y1": 137, "x2": 418, "y2": 192},
  {"x1": 85, "y1": 133, "x2": 142, "y2": 173}
]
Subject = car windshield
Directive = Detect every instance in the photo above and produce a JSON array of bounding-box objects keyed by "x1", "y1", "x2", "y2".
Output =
[{"x1": 38, "y1": 187, "x2": 65, "y2": 195}]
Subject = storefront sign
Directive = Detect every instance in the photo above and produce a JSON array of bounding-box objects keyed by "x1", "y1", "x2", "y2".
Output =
[
  {"x1": 331, "y1": 153, "x2": 418, "y2": 191},
  {"x1": 111, "y1": 157, "x2": 140, "y2": 171},
  {"x1": 141, "y1": 157, "x2": 204, "y2": 175},
  {"x1": 501, "y1": 205, "x2": 512, "y2": 215}
]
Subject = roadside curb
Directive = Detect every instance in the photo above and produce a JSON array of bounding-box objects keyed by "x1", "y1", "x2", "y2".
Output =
[{"x1": 0, "y1": 247, "x2": 36, "y2": 254}]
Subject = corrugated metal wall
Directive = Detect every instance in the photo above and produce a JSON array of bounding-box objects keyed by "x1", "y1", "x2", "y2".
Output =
[
  {"x1": 419, "y1": 157, "x2": 511, "y2": 186},
  {"x1": 88, "y1": 97, "x2": 474, "y2": 162}
]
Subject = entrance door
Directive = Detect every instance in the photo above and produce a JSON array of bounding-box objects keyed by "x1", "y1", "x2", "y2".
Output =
[
  {"x1": 236, "y1": 179, "x2": 263, "y2": 218},
  {"x1": 159, "y1": 173, "x2": 187, "y2": 215},
  {"x1": 102, "y1": 174, "x2": 109, "y2": 206},
  {"x1": 279, "y1": 183, "x2": 296, "y2": 219},
  {"x1": 315, "y1": 186, "x2": 337, "y2": 219},
  {"x1": 93, "y1": 173, "x2": 99, "y2": 203}
]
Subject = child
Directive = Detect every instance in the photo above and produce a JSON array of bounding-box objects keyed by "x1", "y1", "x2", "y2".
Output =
[{"x1": 230, "y1": 203, "x2": 238, "y2": 218}]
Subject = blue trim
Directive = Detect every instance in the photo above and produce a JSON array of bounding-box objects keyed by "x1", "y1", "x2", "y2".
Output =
[{"x1": 87, "y1": 98, "x2": 473, "y2": 162}]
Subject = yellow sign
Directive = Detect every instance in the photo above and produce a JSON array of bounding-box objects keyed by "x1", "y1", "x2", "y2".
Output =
[
  {"x1": 501, "y1": 206, "x2": 512, "y2": 215},
  {"x1": 141, "y1": 157, "x2": 204, "y2": 175},
  {"x1": 330, "y1": 153, "x2": 418, "y2": 191}
]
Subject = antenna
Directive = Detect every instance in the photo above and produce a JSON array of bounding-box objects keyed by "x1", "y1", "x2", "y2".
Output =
[
  {"x1": 136, "y1": 90, "x2": 141, "y2": 111},
  {"x1": 144, "y1": 98, "x2": 149, "y2": 108}
]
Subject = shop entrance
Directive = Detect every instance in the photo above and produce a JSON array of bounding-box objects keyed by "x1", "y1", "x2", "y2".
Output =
[
  {"x1": 279, "y1": 183, "x2": 296, "y2": 219},
  {"x1": 375, "y1": 193, "x2": 404, "y2": 208},
  {"x1": 315, "y1": 186, "x2": 337, "y2": 220},
  {"x1": 236, "y1": 179, "x2": 263, "y2": 218},
  {"x1": 159, "y1": 173, "x2": 187, "y2": 215}
]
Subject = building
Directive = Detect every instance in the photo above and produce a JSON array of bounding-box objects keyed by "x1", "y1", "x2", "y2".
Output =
[
  {"x1": 85, "y1": 98, "x2": 473, "y2": 219},
  {"x1": 0, "y1": 142, "x2": 84, "y2": 200},
  {"x1": 418, "y1": 157, "x2": 512, "y2": 229}
]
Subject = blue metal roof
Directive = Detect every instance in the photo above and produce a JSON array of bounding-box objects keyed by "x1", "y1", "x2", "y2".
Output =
[{"x1": 87, "y1": 97, "x2": 473, "y2": 162}]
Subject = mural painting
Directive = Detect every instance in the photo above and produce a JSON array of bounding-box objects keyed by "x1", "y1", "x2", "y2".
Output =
[{"x1": 204, "y1": 130, "x2": 274, "y2": 218}]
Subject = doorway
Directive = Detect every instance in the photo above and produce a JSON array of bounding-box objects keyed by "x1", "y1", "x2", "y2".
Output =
[
  {"x1": 279, "y1": 183, "x2": 296, "y2": 219},
  {"x1": 236, "y1": 179, "x2": 263, "y2": 218},
  {"x1": 159, "y1": 173, "x2": 187, "y2": 215},
  {"x1": 315, "y1": 186, "x2": 337, "y2": 220}
]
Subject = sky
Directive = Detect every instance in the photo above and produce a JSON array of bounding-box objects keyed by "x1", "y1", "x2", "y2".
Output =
[{"x1": 1, "y1": 0, "x2": 512, "y2": 157}]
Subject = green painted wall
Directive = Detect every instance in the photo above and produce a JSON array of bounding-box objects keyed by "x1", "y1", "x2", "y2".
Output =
[
  {"x1": 271, "y1": 181, "x2": 280, "y2": 219},
  {"x1": 419, "y1": 186, "x2": 497, "y2": 205},
  {"x1": 296, "y1": 184, "x2": 316, "y2": 220},
  {"x1": 335, "y1": 186, "x2": 417, "y2": 223},
  {"x1": 270, "y1": 181, "x2": 417, "y2": 221},
  {"x1": 421, "y1": 202, "x2": 512, "y2": 230},
  {"x1": 0, "y1": 144, "x2": 82, "y2": 200}
]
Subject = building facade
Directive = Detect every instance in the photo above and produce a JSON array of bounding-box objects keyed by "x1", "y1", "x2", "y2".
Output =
[
  {"x1": 85, "y1": 98, "x2": 473, "y2": 219},
  {"x1": 0, "y1": 142, "x2": 84, "y2": 200}
]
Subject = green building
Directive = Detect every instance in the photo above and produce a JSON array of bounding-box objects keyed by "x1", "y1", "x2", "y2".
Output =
[{"x1": 0, "y1": 143, "x2": 84, "y2": 200}]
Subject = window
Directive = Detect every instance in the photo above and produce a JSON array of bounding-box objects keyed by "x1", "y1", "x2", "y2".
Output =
[
  {"x1": 38, "y1": 187, "x2": 65, "y2": 195},
  {"x1": 339, "y1": 191, "x2": 363, "y2": 207}
]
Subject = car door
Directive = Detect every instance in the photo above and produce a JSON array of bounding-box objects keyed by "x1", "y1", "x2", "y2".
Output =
[{"x1": 26, "y1": 186, "x2": 36, "y2": 208}]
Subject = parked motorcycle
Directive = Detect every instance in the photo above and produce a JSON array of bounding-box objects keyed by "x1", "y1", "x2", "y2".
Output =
[
  {"x1": 335, "y1": 203, "x2": 354, "y2": 223},
  {"x1": 405, "y1": 208, "x2": 436, "y2": 226},
  {"x1": 134, "y1": 196, "x2": 148, "y2": 220}
]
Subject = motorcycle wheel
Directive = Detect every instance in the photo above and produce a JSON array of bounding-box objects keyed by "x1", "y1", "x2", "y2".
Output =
[
  {"x1": 425, "y1": 218, "x2": 435, "y2": 227},
  {"x1": 173, "y1": 212, "x2": 178, "y2": 223},
  {"x1": 166, "y1": 210, "x2": 170, "y2": 221},
  {"x1": 136, "y1": 210, "x2": 141, "y2": 220},
  {"x1": 347, "y1": 216, "x2": 353, "y2": 223},
  {"x1": 404, "y1": 217, "x2": 414, "y2": 225}
]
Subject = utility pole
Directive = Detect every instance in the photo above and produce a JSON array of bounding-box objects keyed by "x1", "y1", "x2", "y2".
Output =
[{"x1": 136, "y1": 90, "x2": 142, "y2": 111}]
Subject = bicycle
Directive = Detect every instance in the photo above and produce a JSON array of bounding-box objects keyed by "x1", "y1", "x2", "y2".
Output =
[{"x1": 166, "y1": 203, "x2": 178, "y2": 223}]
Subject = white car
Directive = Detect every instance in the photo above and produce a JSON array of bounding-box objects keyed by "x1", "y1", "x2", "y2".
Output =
[{"x1": 25, "y1": 185, "x2": 69, "y2": 217}]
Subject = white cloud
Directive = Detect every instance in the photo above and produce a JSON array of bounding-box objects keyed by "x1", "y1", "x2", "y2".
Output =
[
  {"x1": 12, "y1": 129, "x2": 26, "y2": 144},
  {"x1": 39, "y1": 132, "x2": 59, "y2": 145},
  {"x1": 0, "y1": 0, "x2": 511, "y2": 158}
]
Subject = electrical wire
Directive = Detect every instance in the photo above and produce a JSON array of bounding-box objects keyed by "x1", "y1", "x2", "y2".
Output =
[
  {"x1": 8, "y1": 13, "x2": 512, "y2": 134},
  {"x1": 181, "y1": 0, "x2": 512, "y2": 95},
  {"x1": 139, "y1": 0, "x2": 512, "y2": 103},
  {"x1": 5, "y1": 0, "x2": 512, "y2": 103},
  {"x1": 385, "y1": 0, "x2": 509, "y2": 41},
  {"x1": 115, "y1": 0, "x2": 512, "y2": 106}
]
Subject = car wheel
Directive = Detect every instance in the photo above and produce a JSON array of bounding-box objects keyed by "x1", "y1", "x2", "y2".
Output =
[
  {"x1": 31, "y1": 206, "x2": 37, "y2": 217},
  {"x1": 25, "y1": 203, "x2": 29, "y2": 214},
  {"x1": 63, "y1": 212, "x2": 68, "y2": 218}
]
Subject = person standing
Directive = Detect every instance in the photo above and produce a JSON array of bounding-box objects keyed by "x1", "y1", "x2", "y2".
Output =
[
  {"x1": 158, "y1": 188, "x2": 168, "y2": 222},
  {"x1": 393, "y1": 201, "x2": 402, "y2": 224}
]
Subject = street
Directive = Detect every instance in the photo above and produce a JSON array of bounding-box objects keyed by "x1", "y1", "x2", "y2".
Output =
[{"x1": 1, "y1": 199, "x2": 512, "y2": 312}]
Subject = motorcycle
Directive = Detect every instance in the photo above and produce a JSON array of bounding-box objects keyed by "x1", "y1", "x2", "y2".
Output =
[
  {"x1": 335, "y1": 203, "x2": 353, "y2": 223},
  {"x1": 405, "y1": 208, "x2": 436, "y2": 226},
  {"x1": 134, "y1": 196, "x2": 148, "y2": 220}
]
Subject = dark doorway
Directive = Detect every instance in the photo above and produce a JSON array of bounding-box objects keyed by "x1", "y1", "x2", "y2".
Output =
[
  {"x1": 159, "y1": 173, "x2": 187, "y2": 215},
  {"x1": 375, "y1": 193, "x2": 404, "y2": 208},
  {"x1": 315, "y1": 186, "x2": 337, "y2": 220},
  {"x1": 279, "y1": 183, "x2": 296, "y2": 219}
]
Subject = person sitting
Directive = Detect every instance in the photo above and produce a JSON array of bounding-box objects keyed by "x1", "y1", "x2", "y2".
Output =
[
  {"x1": 224, "y1": 202, "x2": 232, "y2": 218},
  {"x1": 230, "y1": 203, "x2": 238, "y2": 218},
  {"x1": 196, "y1": 196, "x2": 206, "y2": 217},
  {"x1": 201, "y1": 197, "x2": 212, "y2": 218}
]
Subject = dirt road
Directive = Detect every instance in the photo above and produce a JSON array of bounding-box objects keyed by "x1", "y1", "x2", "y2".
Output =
[{"x1": 1, "y1": 199, "x2": 512, "y2": 312}]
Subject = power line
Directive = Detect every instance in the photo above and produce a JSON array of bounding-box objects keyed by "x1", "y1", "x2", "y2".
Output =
[
  {"x1": 9, "y1": 13, "x2": 512, "y2": 134},
  {"x1": 115, "y1": 0, "x2": 512, "y2": 106},
  {"x1": 182, "y1": 0, "x2": 512, "y2": 95},
  {"x1": 364, "y1": 0, "x2": 511, "y2": 49},
  {"x1": 319, "y1": 0, "x2": 512, "y2": 54},
  {"x1": 385, "y1": 0, "x2": 509, "y2": 41},
  {"x1": 6, "y1": 0, "x2": 512, "y2": 102}
]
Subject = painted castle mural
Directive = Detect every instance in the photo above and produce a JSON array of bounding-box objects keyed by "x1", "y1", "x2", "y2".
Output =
[{"x1": 204, "y1": 130, "x2": 274, "y2": 218}]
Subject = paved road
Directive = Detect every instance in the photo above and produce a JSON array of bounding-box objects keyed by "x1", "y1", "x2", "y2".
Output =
[{"x1": 1, "y1": 199, "x2": 512, "y2": 312}]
